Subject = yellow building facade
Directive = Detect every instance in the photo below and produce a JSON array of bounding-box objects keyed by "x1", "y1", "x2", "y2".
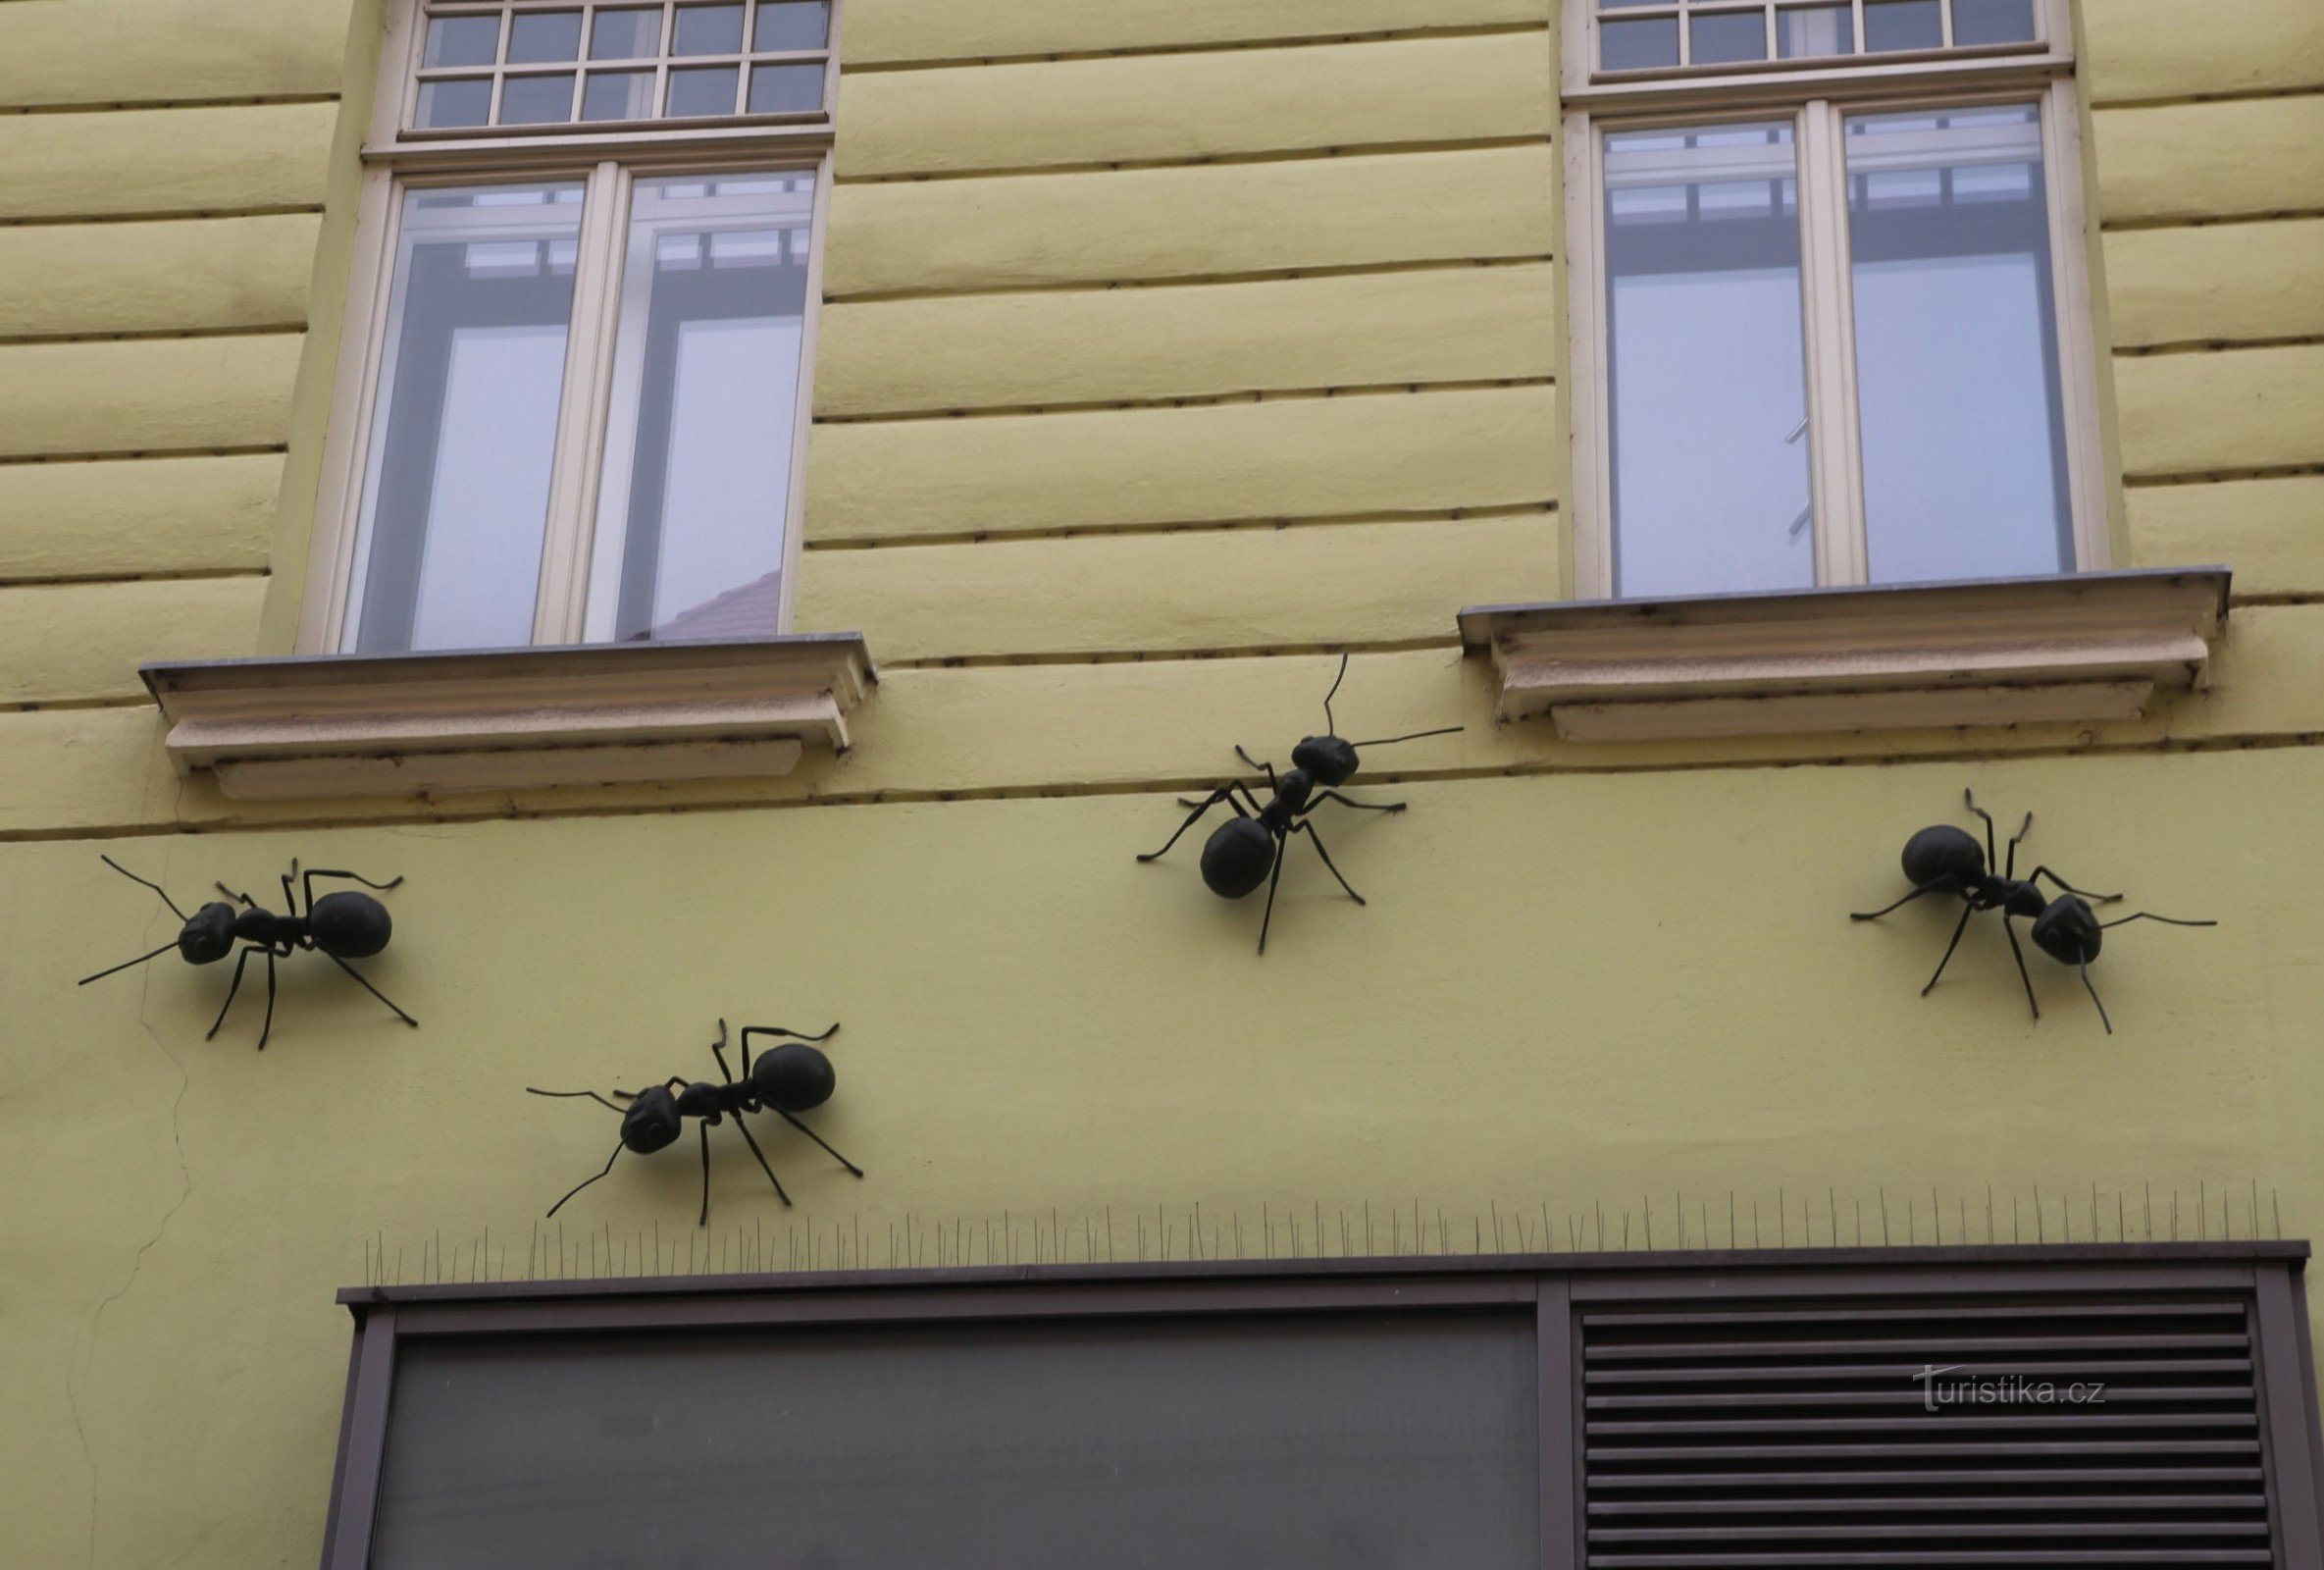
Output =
[{"x1": 3, "y1": 0, "x2": 2322, "y2": 1563}]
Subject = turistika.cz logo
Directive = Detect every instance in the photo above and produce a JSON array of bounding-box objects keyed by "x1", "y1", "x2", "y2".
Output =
[{"x1": 1915, "y1": 1364, "x2": 2107, "y2": 1413}]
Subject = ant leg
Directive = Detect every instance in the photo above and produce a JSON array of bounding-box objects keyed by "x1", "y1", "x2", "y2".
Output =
[
  {"x1": 78, "y1": 942, "x2": 180, "y2": 987},
  {"x1": 1963, "y1": 788, "x2": 1997, "y2": 868},
  {"x1": 1256, "y1": 839, "x2": 1287, "y2": 956},
  {"x1": 1851, "y1": 885, "x2": 1938, "y2": 921},
  {"x1": 1234, "y1": 747, "x2": 1277, "y2": 785},
  {"x1": 774, "y1": 1109, "x2": 865, "y2": 1177},
  {"x1": 697, "y1": 1123, "x2": 713, "y2": 1228},
  {"x1": 2004, "y1": 812, "x2": 2033, "y2": 879},
  {"x1": 2030, "y1": 866, "x2": 2121, "y2": 904},
  {"x1": 729, "y1": 1117, "x2": 793, "y2": 1207},
  {"x1": 527, "y1": 1087, "x2": 630, "y2": 1113},
  {"x1": 544, "y1": 1142, "x2": 624, "y2": 1219},
  {"x1": 252, "y1": 948, "x2": 280, "y2": 1052},
  {"x1": 1138, "y1": 789, "x2": 1232, "y2": 862},
  {"x1": 2100, "y1": 911, "x2": 2218, "y2": 930},
  {"x1": 1312, "y1": 789, "x2": 1406, "y2": 814},
  {"x1": 1292, "y1": 819, "x2": 1366, "y2": 906},
  {"x1": 205, "y1": 946, "x2": 261, "y2": 1039},
  {"x1": 2080, "y1": 960, "x2": 2114, "y2": 1035},
  {"x1": 2001, "y1": 916, "x2": 2040, "y2": 1021},
  {"x1": 301, "y1": 867, "x2": 405, "y2": 912},
  {"x1": 98, "y1": 856, "x2": 189, "y2": 920},
  {"x1": 323, "y1": 953, "x2": 419, "y2": 1027},
  {"x1": 710, "y1": 1022, "x2": 736, "y2": 1084},
  {"x1": 216, "y1": 882, "x2": 256, "y2": 908},
  {"x1": 1920, "y1": 905, "x2": 1977, "y2": 996},
  {"x1": 741, "y1": 1024, "x2": 840, "y2": 1056},
  {"x1": 281, "y1": 869, "x2": 300, "y2": 921}
]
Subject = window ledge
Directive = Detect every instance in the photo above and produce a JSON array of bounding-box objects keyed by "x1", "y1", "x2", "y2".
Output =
[
  {"x1": 1457, "y1": 569, "x2": 2230, "y2": 742},
  {"x1": 141, "y1": 635, "x2": 875, "y2": 801}
]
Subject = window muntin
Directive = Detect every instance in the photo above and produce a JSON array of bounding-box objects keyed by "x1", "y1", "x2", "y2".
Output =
[
  {"x1": 407, "y1": 0, "x2": 833, "y2": 132},
  {"x1": 1585, "y1": 0, "x2": 2040, "y2": 78}
]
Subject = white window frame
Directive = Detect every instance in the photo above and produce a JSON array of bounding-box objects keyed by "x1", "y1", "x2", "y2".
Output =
[
  {"x1": 299, "y1": 0, "x2": 839, "y2": 654},
  {"x1": 1559, "y1": 0, "x2": 2109, "y2": 599}
]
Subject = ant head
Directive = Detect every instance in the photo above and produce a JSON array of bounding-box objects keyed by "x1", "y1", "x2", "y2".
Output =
[
  {"x1": 751, "y1": 1043, "x2": 837, "y2": 1113},
  {"x1": 178, "y1": 902, "x2": 238, "y2": 966},
  {"x1": 620, "y1": 1086, "x2": 684, "y2": 1154},
  {"x1": 2031, "y1": 895, "x2": 2102, "y2": 966},
  {"x1": 1900, "y1": 824, "x2": 1985, "y2": 892},
  {"x1": 309, "y1": 891, "x2": 392, "y2": 960},
  {"x1": 1291, "y1": 734, "x2": 1359, "y2": 786}
]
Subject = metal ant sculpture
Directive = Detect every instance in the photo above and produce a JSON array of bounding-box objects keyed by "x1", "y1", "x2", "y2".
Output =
[
  {"x1": 1137, "y1": 654, "x2": 1460, "y2": 954},
  {"x1": 527, "y1": 1019, "x2": 862, "y2": 1226},
  {"x1": 1851, "y1": 789, "x2": 2215, "y2": 1032},
  {"x1": 78, "y1": 856, "x2": 416, "y2": 1050}
]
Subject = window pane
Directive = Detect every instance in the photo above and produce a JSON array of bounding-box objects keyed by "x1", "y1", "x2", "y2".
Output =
[
  {"x1": 505, "y1": 9, "x2": 583, "y2": 62},
  {"x1": 754, "y1": 0, "x2": 831, "y2": 51},
  {"x1": 345, "y1": 183, "x2": 584, "y2": 653},
  {"x1": 1777, "y1": 4, "x2": 1853, "y2": 56},
  {"x1": 1604, "y1": 124, "x2": 1814, "y2": 597},
  {"x1": 748, "y1": 62, "x2": 824, "y2": 114},
  {"x1": 585, "y1": 174, "x2": 818, "y2": 644},
  {"x1": 1846, "y1": 107, "x2": 2071, "y2": 583},
  {"x1": 673, "y1": 2, "x2": 746, "y2": 54},
  {"x1": 1864, "y1": 0, "x2": 1942, "y2": 50},
  {"x1": 414, "y1": 77, "x2": 492, "y2": 129},
  {"x1": 1953, "y1": 0, "x2": 2037, "y2": 45},
  {"x1": 1601, "y1": 16, "x2": 1679, "y2": 68},
  {"x1": 369, "y1": 1314, "x2": 1539, "y2": 1570},
  {"x1": 580, "y1": 69, "x2": 655, "y2": 121},
  {"x1": 497, "y1": 72, "x2": 575, "y2": 124},
  {"x1": 589, "y1": 5, "x2": 663, "y2": 58},
  {"x1": 666, "y1": 64, "x2": 739, "y2": 116},
  {"x1": 423, "y1": 15, "x2": 499, "y2": 68},
  {"x1": 1691, "y1": 11, "x2": 1769, "y2": 64}
]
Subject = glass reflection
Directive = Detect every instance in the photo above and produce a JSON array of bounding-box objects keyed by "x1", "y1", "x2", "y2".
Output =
[
  {"x1": 1846, "y1": 106, "x2": 2070, "y2": 582},
  {"x1": 1604, "y1": 123, "x2": 1814, "y2": 597},
  {"x1": 346, "y1": 183, "x2": 584, "y2": 652},
  {"x1": 585, "y1": 174, "x2": 817, "y2": 643}
]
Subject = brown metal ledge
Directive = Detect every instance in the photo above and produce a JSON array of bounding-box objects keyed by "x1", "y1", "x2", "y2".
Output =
[
  {"x1": 142, "y1": 634, "x2": 875, "y2": 801},
  {"x1": 1459, "y1": 568, "x2": 2231, "y2": 741}
]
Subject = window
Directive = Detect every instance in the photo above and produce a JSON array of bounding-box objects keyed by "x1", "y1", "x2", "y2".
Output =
[
  {"x1": 1561, "y1": 0, "x2": 2106, "y2": 600},
  {"x1": 302, "y1": 1, "x2": 837, "y2": 654},
  {"x1": 318, "y1": 1247, "x2": 2324, "y2": 1568}
]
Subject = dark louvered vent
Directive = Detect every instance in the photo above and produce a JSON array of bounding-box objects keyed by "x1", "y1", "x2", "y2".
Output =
[{"x1": 1580, "y1": 1292, "x2": 2276, "y2": 1567}]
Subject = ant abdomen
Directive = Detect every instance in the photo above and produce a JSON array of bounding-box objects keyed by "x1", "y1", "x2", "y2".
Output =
[
  {"x1": 308, "y1": 892, "x2": 392, "y2": 960},
  {"x1": 1200, "y1": 817, "x2": 1275, "y2": 899},
  {"x1": 1901, "y1": 823, "x2": 1985, "y2": 891},
  {"x1": 751, "y1": 1044, "x2": 837, "y2": 1113}
]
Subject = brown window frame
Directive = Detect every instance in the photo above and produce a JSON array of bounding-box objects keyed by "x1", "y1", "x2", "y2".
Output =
[{"x1": 319, "y1": 1241, "x2": 2324, "y2": 1569}]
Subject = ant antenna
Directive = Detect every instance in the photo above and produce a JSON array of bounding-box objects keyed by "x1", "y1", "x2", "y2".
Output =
[
  {"x1": 2100, "y1": 912, "x2": 2218, "y2": 930},
  {"x1": 99, "y1": 855, "x2": 186, "y2": 920},
  {"x1": 2080, "y1": 960, "x2": 2113, "y2": 1035},
  {"x1": 1322, "y1": 653, "x2": 1349, "y2": 737},
  {"x1": 527, "y1": 1086, "x2": 630, "y2": 1114},
  {"x1": 78, "y1": 943, "x2": 179, "y2": 987},
  {"x1": 1350, "y1": 725, "x2": 1465, "y2": 749},
  {"x1": 544, "y1": 1143, "x2": 625, "y2": 1218}
]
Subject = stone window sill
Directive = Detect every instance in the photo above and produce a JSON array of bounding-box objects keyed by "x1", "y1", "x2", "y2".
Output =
[
  {"x1": 142, "y1": 635, "x2": 875, "y2": 801},
  {"x1": 1457, "y1": 569, "x2": 2230, "y2": 742}
]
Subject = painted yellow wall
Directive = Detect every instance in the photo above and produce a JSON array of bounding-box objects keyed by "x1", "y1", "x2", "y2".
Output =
[{"x1": 1, "y1": 0, "x2": 2321, "y2": 1564}]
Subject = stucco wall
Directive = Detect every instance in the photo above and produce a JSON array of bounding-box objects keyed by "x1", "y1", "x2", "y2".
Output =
[{"x1": 1, "y1": 0, "x2": 2321, "y2": 1564}]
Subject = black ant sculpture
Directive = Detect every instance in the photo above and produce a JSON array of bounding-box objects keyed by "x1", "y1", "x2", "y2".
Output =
[
  {"x1": 527, "y1": 1019, "x2": 862, "y2": 1226},
  {"x1": 1851, "y1": 789, "x2": 2215, "y2": 1032},
  {"x1": 1137, "y1": 654, "x2": 1460, "y2": 954},
  {"x1": 78, "y1": 856, "x2": 416, "y2": 1050}
]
